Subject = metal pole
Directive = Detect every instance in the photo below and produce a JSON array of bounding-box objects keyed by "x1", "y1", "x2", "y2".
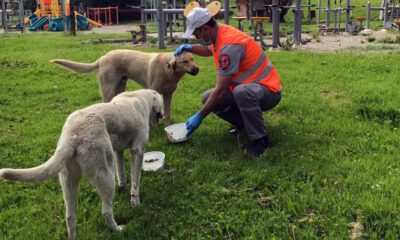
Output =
[
  {"x1": 2, "y1": 0, "x2": 8, "y2": 32},
  {"x1": 345, "y1": 0, "x2": 350, "y2": 31},
  {"x1": 157, "y1": 0, "x2": 165, "y2": 49},
  {"x1": 167, "y1": 12, "x2": 172, "y2": 41},
  {"x1": 141, "y1": 0, "x2": 145, "y2": 23},
  {"x1": 366, "y1": 2, "x2": 371, "y2": 29},
  {"x1": 70, "y1": 0, "x2": 75, "y2": 35},
  {"x1": 62, "y1": 0, "x2": 68, "y2": 33},
  {"x1": 326, "y1": 0, "x2": 330, "y2": 27},
  {"x1": 293, "y1": 0, "x2": 301, "y2": 45},
  {"x1": 173, "y1": 0, "x2": 176, "y2": 25},
  {"x1": 224, "y1": 0, "x2": 229, "y2": 24},
  {"x1": 383, "y1": 1, "x2": 388, "y2": 29},
  {"x1": 272, "y1": 0, "x2": 280, "y2": 48},
  {"x1": 317, "y1": 0, "x2": 321, "y2": 25},
  {"x1": 18, "y1": 0, "x2": 25, "y2": 32},
  {"x1": 249, "y1": 0, "x2": 253, "y2": 29}
]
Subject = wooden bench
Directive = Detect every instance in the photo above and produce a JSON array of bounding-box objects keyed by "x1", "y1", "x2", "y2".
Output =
[
  {"x1": 251, "y1": 17, "x2": 270, "y2": 41},
  {"x1": 232, "y1": 16, "x2": 247, "y2": 31}
]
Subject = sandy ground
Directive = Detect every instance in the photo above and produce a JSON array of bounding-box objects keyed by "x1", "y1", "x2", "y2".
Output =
[
  {"x1": 295, "y1": 30, "x2": 400, "y2": 52},
  {"x1": 2, "y1": 24, "x2": 399, "y2": 52}
]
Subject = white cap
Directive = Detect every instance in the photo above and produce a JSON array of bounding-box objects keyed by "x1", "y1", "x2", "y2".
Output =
[{"x1": 183, "y1": 7, "x2": 212, "y2": 39}]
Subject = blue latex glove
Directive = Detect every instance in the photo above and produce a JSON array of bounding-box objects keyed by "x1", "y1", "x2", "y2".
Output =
[
  {"x1": 186, "y1": 112, "x2": 203, "y2": 137},
  {"x1": 174, "y1": 44, "x2": 192, "y2": 56}
]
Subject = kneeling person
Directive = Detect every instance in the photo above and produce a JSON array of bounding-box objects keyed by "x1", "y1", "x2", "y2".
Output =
[{"x1": 174, "y1": 7, "x2": 282, "y2": 157}]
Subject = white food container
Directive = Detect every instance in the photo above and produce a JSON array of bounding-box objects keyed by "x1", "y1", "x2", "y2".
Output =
[
  {"x1": 164, "y1": 123, "x2": 188, "y2": 143},
  {"x1": 142, "y1": 151, "x2": 165, "y2": 171}
]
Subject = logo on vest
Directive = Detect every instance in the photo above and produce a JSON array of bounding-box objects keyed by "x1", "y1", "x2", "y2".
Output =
[{"x1": 219, "y1": 54, "x2": 231, "y2": 71}]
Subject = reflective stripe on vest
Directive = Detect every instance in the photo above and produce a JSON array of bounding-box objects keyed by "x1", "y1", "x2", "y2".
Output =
[
  {"x1": 232, "y1": 52, "x2": 273, "y2": 84},
  {"x1": 211, "y1": 24, "x2": 282, "y2": 93}
]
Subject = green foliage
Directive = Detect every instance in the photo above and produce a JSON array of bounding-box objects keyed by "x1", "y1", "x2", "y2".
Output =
[
  {"x1": 311, "y1": 30, "x2": 321, "y2": 42},
  {"x1": 1, "y1": 32, "x2": 400, "y2": 239},
  {"x1": 147, "y1": 36, "x2": 158, "y2": 45},
  {"x1": 367, "y1": 36, "x2": 376, "y2": 42},
  {"x1": 377, "y1": 34, "x2": 400, "y2": 44},
  {"x1": 280, "y1": 36, "x2": 294, "y2": 51}
]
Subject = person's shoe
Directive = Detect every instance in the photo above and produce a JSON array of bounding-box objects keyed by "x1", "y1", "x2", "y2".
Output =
[
  {"x1": 246, "y1": 135, "x2": 271, "y2": 157},
  {"x1": 228, "y1": 125, "x2": 243, "y2": 135}
]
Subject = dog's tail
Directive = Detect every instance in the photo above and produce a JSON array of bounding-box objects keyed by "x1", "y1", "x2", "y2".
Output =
[
  {"x1": 0, "y1": 134, "x2": 76, "y2": 183},
  {"x1": 51, "y1": 59, "x2": 99, "y2": 74}
]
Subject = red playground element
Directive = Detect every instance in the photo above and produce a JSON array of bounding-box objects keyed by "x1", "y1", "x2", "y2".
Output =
[{"x1": 86, "y1": 6, "x2": 119, "y2": 26}]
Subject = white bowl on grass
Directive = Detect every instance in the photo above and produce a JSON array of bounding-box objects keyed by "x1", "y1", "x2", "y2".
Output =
[
  {"x1": 142, "y1": 151, "x2": 165, "y2": 171},
  {"x1": 164, "y1": 123, "x2": 188, "y2": 143}
]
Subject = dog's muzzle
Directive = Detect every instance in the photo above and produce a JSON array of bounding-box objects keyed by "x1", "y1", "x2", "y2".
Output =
[{"x1": 188, "y1": 66, "x2": 199, "y2": 76}]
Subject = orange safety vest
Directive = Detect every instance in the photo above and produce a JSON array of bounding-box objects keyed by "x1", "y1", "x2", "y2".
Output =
[{"x1": 210, "y1": 24, "x2": 282, "y2": 93}]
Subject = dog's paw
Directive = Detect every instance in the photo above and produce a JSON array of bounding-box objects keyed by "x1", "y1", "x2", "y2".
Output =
[
  {"x1": 116, "y1": 225, "x2": 125, "y2": 231},
  {"x1": 130, "y1": 195, "x2": 140, "y2": 206},
  {"x1": 110, "y1": 224, "x2": 125, "y2": 232}
]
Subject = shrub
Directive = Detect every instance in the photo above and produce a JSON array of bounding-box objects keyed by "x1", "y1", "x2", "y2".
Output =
[{"x1": 367, "y1": 36, "x2": 376, "y2": 42}]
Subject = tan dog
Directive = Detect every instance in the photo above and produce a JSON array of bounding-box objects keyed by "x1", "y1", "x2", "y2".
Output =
[
  {"x1": 51, "y1": 49, "x2": 199, "y2": 123},
  {"x1": 0, "y1": 89, "x2": 163, "y2": 240}
]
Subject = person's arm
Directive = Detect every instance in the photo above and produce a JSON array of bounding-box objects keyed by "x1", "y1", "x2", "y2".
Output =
[
  {"x1": 190, "y1": 45, "x2": 213, "y2": 57},
  {"x1": 185, "y1": 75, "x2": 231, "y2": 137},
  {"x1": 199, "y1": 75, "x2": 231, "y2": 118},
  {"x1": 185, "y1": 44, "x2": 243, "y2": 137},
  {"x1": 174, "y1": 44, "x2": 212, "y2": 57}
]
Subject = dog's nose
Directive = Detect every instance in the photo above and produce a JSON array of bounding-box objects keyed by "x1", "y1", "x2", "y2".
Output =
[{"x1": 189, "y1": 66, "x2": 199, "y2": 75}]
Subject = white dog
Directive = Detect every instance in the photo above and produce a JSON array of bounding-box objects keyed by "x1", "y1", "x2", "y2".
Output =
[
  {"x1": 51, "y1": 49, "x2": 199, "y2": 123},
  {"x1": 0, "y1": 89, "x2": 163, "y2": 240}
]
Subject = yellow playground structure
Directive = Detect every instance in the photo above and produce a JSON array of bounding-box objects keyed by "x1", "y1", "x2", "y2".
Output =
[
  {"x1": 25, "y1": 0, "x2": 68, "y2": 24},
  {"x1": 24, "y1": 0, "x2": 101, "y2": 31}
]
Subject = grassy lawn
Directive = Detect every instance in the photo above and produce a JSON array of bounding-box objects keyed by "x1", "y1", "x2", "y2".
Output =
[{"x1": 1, "y1": 29, "x2": 400, "y2": 239}]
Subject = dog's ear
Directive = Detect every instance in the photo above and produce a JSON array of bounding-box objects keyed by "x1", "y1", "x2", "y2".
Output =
[
  {"x1": 165, "y1": 58, "x2": 176, "y2": 72},
  {"x1": 152, "y1": 91, "x2": 163, "y2": 114}
]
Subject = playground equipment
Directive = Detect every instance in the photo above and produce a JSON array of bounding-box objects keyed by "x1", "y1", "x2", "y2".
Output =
[
  {"x1": 317, "y1": 0, "x2": 356, "y2": 32},
  {"x1": 257, "y1": 0, "x2": 307, "y2": 47},
  {"x1": 22, "y1": 0, "x2": 103, "y2": 32},
  {"x1": 252, "y1": 16, "x2": 270, "y2": 47},
  {"x1": 1, "y1": 0, "x2": 25, "y2": 32},
  {"x1": 236, "y1": 0, "x2": 294, "y2": 29},
  {"x1": 86, "y1": 6, "x2": 119, "y2": 26},
  {"x1": 365, "y1": 0, "x2": 400, "y2": 30},
  {"x1": 139, "y1": 0, "x2": 228, "y2": 49},
  {"x1": 232, "y1": 16, "x2": 247, "y2": 31},
  {"x1": 133, "y1": 0, "x2": 306, "y2": 49}
]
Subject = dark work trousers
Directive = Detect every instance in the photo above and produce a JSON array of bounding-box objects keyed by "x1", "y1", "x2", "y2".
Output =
[{"x1": 202, "y1": 83, "x2": 281, "y2": 141}]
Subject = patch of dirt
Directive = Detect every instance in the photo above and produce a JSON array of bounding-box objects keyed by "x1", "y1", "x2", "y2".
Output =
[{"x1": 294, "y1": 30, "x2": 400, "y2": 52}]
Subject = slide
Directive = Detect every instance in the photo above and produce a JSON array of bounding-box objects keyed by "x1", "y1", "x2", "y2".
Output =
[
  {"x1": 28, "y1": 17, "x2": 49, "y2": 31},
  {"x1": 24, "y1": 9, "x2": 41, "y2": 25},
  {"x1": 86, "y1": 17, "x2": 102, "y2": 27},
  {"x1": 74, "y1": 11, "x2": 102, "y2": 27}
]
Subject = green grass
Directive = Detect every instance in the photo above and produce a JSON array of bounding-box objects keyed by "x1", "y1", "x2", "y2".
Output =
[{"x1": 1, "y1": 32, "x2": 400, "y2": 239}]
